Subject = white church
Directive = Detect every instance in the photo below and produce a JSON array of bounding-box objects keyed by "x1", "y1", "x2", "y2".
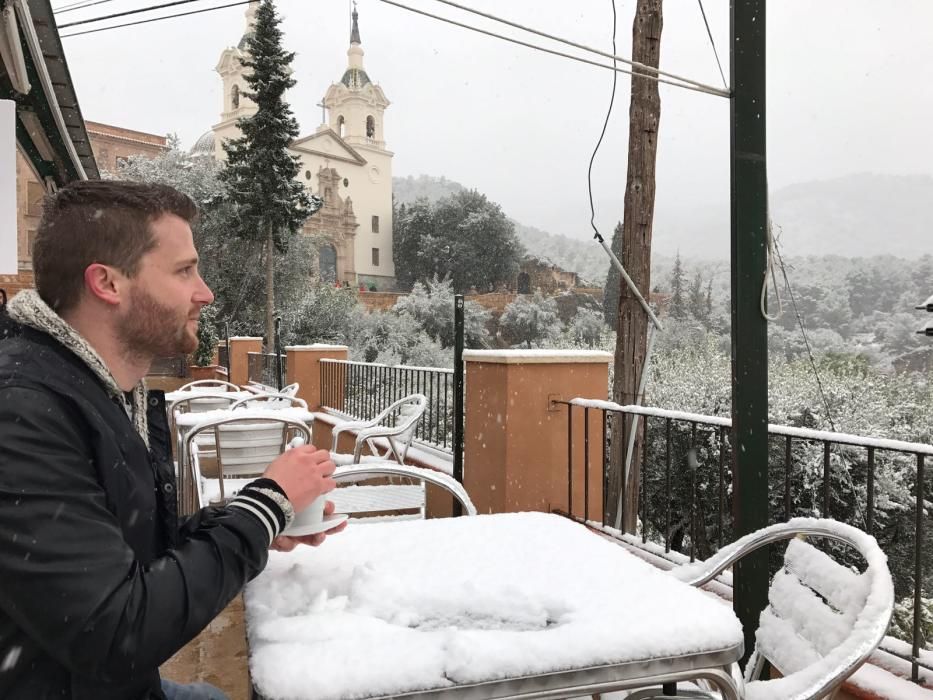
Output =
[{"x1": 191, "y1": 2, "x2": 396, "y2": 290}]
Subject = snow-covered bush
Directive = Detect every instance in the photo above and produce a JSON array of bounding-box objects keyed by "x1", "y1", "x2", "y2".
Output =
[
  {"x1": 393, "y1": 276, "x2": 490, "y2": 349},
  {"x1": 282, "y1": 284, "x2": 358, "y2": 346},
  {"x1": 499, "y1": 292, "x2": 562, "y2": 348}
]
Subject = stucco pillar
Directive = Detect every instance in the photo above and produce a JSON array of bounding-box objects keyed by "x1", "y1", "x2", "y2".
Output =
[
  {"x1": 285, "y1": 344, "x2": 349, "y2": 412},
  {"x1": 228, "y1": 336, "x2": 262, "y2": 386},
  {"x1": 463, "y1": 350, "x2": 611, "y2": 518}
]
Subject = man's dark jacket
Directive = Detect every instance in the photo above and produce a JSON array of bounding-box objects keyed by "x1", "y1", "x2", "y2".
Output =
[{"x1": 0, "y1": 314, "x2": 272, "y2": 699}]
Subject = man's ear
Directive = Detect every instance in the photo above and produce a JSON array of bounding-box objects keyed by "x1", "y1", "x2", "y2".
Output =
[{"x1": 84, "y1": 263, "x2": 126, "y2": 307}]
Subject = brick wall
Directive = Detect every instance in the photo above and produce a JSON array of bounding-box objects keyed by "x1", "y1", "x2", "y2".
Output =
[
  {"x1": 358, "y1": 291, "x2": 405, "y2": 312},
  {"x1": 0, "y1": 270, "x2": 35, "y2": 302}
]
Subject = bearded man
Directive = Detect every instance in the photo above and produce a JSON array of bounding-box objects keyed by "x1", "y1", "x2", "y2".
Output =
[{"x1": 0, "y1": 181, "x2": 343, "y2": 699}]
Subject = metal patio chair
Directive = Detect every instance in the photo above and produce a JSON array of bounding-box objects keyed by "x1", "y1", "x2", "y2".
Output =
[
  {"x1": 330, "y1": 393, "x2": 427, "y2": 465},
  {"x1": 177, "y1": 379, "x2": 241, "y2": 393},
  {"x1": 230, "y1": 392, "x2": 308, "y2": 411},
  {"x1": 245, "y1": 381, "x2": 299, "y2": 397},
  {"x1": 624, "y1": 517, "x2": 895, "y2": 700},
  {"x1": 185, "y1": 415, "x2": 312, "y2": 507}
]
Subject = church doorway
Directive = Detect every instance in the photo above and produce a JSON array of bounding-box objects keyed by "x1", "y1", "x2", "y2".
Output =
[{"x1": 319, "y1": 245, "x2": 337, "y2": 283}]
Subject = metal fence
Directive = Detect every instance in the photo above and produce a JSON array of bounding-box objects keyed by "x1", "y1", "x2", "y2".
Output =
[
  {"x1": 247, "y1": 352, "x2": 286, "y2": 389},
  {"x1": 558, "y1": 400, "x2": 933, "y2": 684},
  {"x1": 319, "y1": 359, "x2": 455, "y2": 452},
  {"x1": 217, "y1": 345, "x2": 229, "y2": 372},
  {"x1": 149, "y1": 355, "x2": 188, "y2": 377}
]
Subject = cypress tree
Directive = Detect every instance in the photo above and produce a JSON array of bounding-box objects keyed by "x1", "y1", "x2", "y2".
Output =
[
  {"x1": 602, "y1": 221, "x2": 624, "y2": 326},
  {"x1": 221, "y1": 0, "x2": 320, "y2": 348}
]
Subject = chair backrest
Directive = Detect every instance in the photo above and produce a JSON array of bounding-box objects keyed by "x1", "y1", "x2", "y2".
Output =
[
  {"x1": 185, "y1": 416, "x2": 311, "y2": 480},
  {"x1": 356, "y1": 394, "x2": 428, "y2": 463},
  {"x1": 332, "y1": 462, "x2": 476, "y2": 519},
  {"x1": 169, "y1": 393, "x2": 239, "y2": 416},
  {"x1": 229, "y1": 393, "x2": 308, "y2": 411},
  {"x1": 670, "y1": 518, "x2": 894, "y2": 700},
  {"x1": 178, "y1": 379, "x2": 241, "y2": 392}
]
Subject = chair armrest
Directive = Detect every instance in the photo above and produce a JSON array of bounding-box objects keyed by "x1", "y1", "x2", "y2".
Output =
[
  {"x1": 333, "y1": 462, "x2": 476, "y2": 516},
  {"x1": 331, "y1": 418, "x2": 378, "y2": 451},
  {"x1": 670, "y1": 518, "x2": 882, "y2": 587}
]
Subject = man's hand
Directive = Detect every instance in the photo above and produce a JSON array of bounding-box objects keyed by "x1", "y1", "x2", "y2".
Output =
[
  {"x1": 270, "y1": 500, "x2": 348, "y2": 551},
  {"x1": 262, "y1": 444, "x2": 336, "y2": 512}
]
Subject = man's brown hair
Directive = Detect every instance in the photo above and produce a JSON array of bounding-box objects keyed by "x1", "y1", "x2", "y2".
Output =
[{"x1": 33, "y1": 180, "x2": 199, "y2": 314}]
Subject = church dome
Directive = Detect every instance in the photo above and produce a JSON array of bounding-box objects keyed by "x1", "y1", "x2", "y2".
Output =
[
  {"x1": 190, "y1": 130, "x2": 216, "y2": 158},
  {"x1": 340, "y1": 67, "x2": 371, "y2": 89}
]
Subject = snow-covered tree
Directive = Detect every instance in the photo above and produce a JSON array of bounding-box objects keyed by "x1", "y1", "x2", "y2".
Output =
[
  {"x1": 393, "y1": 276, "x2": 491, "y2": 349},
  {"x1": 602, "y1": 221, "x2": 624, "y2": 327},
  {"x1": 569, "y1": 307, "x2": 606, "y2": 348},
  {"x1": 668, "y1": 253, "x2": 687, "y2": 319},
  {"x1": 345, "y1": 309, "x2": 448, "y2": 367},
  {"x1": 393, "y1": 190, "x2": 523, "y2": 292},
  {"x1": 499, "y1": 292, "x2": 562, "y2": 348},
  {"x1": 281, "y1": 284, "x2": 359, "y2": 346}
]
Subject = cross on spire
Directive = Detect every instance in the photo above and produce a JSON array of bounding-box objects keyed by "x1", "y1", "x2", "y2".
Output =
[{"x1": 350, "y1": 2, "x2": 361, "y2": 45}]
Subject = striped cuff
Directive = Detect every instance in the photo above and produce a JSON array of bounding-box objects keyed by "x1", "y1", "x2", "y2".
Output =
[{"x1": 228, "y1": 484, "x2": 293, "y2": 545}]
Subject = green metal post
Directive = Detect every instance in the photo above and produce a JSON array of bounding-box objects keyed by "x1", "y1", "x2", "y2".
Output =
[
  {"x1": 730, "y1": 0, "x2": 769, "y2": 668},
  {"x1": 452, "y1": 295, "x2": 465, "y2": 516}
]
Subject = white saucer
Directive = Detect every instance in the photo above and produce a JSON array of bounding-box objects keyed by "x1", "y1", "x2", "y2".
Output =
[{"x1": 283, "y1": 513, "x2": 349, "y2": 537}]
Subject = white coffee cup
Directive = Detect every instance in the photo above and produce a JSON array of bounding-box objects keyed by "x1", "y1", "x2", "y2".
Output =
[{"x1": 284, "y1": 493, "x2": 326, "y2": 534}]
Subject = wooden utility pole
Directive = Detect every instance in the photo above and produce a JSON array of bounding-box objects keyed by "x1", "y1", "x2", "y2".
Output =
[{"x1": 607, "y1": 0, "x2": 663, "y2": 531}]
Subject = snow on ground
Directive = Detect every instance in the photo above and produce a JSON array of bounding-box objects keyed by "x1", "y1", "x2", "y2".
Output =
[{"x1": 245, "y1": 512, "x2": 743, "y2": 700}]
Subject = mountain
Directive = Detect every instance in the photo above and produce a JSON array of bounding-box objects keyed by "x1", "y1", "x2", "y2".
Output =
[
  {"x1": 392, "y1": 172, "x2": 933, "y2": 287},
  {"x1": 770, "y1": 173, "x2": 933, "y2": 259},
  {"x1": 393, "y1": 175, "x2": 465, "y2": 206}
]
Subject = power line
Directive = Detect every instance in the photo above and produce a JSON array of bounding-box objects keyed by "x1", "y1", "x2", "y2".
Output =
[
  {"x1": 586, "y1": 0, "x2": 617, "y2": 244},
  {"x1": 54, "y1": 0, "x2": 120, "y2": 15},
  {"x1": 60, "y1": 0, "x2": 252, "y2": 37},
  {"x1": 772, "y1": 236, "x2": 838, "y2": 433},
  {"x1": 423, "y1": 0, "x2": 729, "y2": 96},
  {"x1": 696, "y1": 0, "x2": 727, "y2": 89},
  {"x1": 379, "y1": 0, "x2": 728, "y2": 97},
  {"x1": 58, "y1": 0, "x2": 215, "y2": 28}
]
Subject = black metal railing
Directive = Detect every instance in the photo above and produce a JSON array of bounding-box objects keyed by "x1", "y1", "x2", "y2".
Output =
[
  {"x1": 149, "y1": 355, "x2": 188, "y2": 377},
  {"x1": 217, "y1": 345, "x2": 229, "y2": 373},
  {"x1": 558, "y1": 399, "x2": 933, "y2": 684},
  {"x1": 247, "y1": 352, "x2": 286, "y2": 389},
  {"x1": 319, "y1": 359, "x2": 455, "y2": 452}
]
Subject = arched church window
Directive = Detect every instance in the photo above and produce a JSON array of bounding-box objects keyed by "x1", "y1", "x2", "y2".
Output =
[
  {"x1": 324, "y1": 187, "x2": 332, "y2": 202},
  {"x1": 366, "y1": 115, "x2": 375, "y2": 138},
  {"x1": 231, "y1": 84, "x2": 240, "y2": 109},
  {"x1": 337, "y1": 115, "x2": 345, "y2": 137},
  {"x1": 319, "y1": 245, "x2": 337, "y2": 283}
]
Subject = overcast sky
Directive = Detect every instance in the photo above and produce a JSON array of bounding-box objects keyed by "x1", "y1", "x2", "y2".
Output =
[{"x1": 58, "y1": 0, "x2": 933, "y2": 257}]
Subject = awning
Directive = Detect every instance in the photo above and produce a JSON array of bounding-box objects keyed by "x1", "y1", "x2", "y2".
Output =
[{"x1": 0, "y1": 0, "x2": 98, "y2": 188}]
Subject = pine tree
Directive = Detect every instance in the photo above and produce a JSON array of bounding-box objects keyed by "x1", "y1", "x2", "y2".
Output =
[
  {"x1": 602, "y1": 221, "x2": 624, "y2": 327},
  {"x1": 687, "y1": 271, "x2": 704, "y2": 319},
  {"x1": 668, "y1": 253, "x2": 686, "y2": 319},
  {"x1": 220, "y1": 0, "x2": 320, "y2": 348}
]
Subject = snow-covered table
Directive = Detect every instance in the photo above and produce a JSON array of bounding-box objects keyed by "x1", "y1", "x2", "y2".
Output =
[{"x1": 245, "y1": 511, "x2": 745, "y2": 700}]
